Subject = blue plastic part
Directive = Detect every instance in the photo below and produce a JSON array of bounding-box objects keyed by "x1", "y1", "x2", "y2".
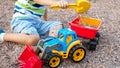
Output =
[{"x1": 43, "y1": 28, "x2": 78, "y2": 52}]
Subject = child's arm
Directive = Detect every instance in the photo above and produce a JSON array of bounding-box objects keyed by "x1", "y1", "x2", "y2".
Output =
[{"x1": 33, "y1": 0, "x2": 68, "y2": 8}]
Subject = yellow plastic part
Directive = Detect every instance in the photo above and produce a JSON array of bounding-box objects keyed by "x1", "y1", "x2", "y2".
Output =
[
  {"x1": 51, "y1": 0, "x2": 90, "y2": 13},
  {"x1": 66, "y1": 40, "x2": 82, "y2": 57},
  {"x1": 39, "y1": 53, "x2": 42, "y2": 57},
  {"x1": 52, "y1": 50, "x2": 67, "y2": 58},
  {"x1": 52, "y1": 40, "x2": 82, "y2": 59},
  {"x1": 66, "y1": 35, "x2": 72, "y2": 44},
  {"x1": 76, "y1": 0, "x2": 90, "y2": 13},
  {"x1": 49, "y1": 56, "x2": 61, "y2": 68},
  {"x1": 79, "y1": 16, "x2": 102, "y2": 29},
  {"x1": 73, "y1": 48, "x2": 85, "y2": 61}
]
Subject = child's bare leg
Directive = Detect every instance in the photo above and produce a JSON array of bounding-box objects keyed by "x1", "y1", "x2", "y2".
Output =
[{"x1": 3, "y1": 33, "x2": 40, "y2": 46}]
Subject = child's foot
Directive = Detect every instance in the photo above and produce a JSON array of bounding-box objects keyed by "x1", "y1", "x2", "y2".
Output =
[{"x1": 0, "y1": 28, "x2": 5, "y2": 42}]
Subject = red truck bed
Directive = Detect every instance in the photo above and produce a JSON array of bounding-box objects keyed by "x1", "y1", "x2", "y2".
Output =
[{"x1": 69, "y1": 16, "x2": 102, "y2": 39}]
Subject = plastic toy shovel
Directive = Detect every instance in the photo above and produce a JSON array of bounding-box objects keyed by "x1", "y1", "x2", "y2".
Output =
[
  {"x1": 51, "y1": 0, "x2": 90, "y2": 13},
  {"x1": 18, "y1": 45, "x2": 43, "y2": 68}
]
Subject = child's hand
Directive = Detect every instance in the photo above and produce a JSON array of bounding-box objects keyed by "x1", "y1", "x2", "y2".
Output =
[{"x1": 57, "y1": 0, "x2": 68, "y2": 9}]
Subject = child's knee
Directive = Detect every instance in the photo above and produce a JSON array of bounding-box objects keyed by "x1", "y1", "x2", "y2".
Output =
[
  {"x1": 49, "y1": 24, "x2": 63, "y2": 37},
  {"x1": 26, "y1": 35, "x2": 40, "y2": 46}
]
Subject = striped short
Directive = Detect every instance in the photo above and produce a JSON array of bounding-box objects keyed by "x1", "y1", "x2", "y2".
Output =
[{"x1": 10, "y1": 16, "x2": 62, "y2": 37}]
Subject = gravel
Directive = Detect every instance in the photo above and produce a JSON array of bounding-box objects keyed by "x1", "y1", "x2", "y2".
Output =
[{"x1": 0, "y1": 0, "x2": 120, "y2": 68}]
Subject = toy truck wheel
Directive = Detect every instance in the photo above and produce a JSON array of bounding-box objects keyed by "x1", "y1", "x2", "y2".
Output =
[
  {"x1": 88, "y1": 32, "x2": 100, "y2": 51},
  {"x1": 96, "y1": 32, "x2": 100, "y2": 38},
  {"x1": 69, "y1": 45, "x2": 86, "y2": 63},
  {"x1": 94, "y1": 32, "x2": 100, "y2": 44},
  {"x1": 45, "y1": 54, "x2": 62, "y2": 68},
  {"x1": 91, "y1": 37, "x2": 99, "y2": 44},
  {"x1": 89, "y1": 41, "x2": 97, "y2": 51}
]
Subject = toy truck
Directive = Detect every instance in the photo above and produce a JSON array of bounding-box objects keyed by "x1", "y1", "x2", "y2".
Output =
[
  {"x1": 69, "y1": 16, "x2": 102, "y2": 50},
  {"x1": 19, "y1": 28, "x2": 86, "y2": 68}
]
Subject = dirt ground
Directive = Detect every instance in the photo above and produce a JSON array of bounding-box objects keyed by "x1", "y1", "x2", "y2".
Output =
[{"x1": 0, "y1": 0, "x2": 120, "y2": 68}]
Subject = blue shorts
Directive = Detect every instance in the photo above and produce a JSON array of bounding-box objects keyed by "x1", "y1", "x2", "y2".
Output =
[{"x1": 10, "y1": 16, "x2": 62, "y2": 36}]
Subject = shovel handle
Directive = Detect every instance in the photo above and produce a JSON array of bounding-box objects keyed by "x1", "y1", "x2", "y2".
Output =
[
  {"x1": 51, "y1": 4, "x2": 76, "y2": 9},
  {"x1": 51, "y1": 2, "x2": 90, "y2": 13}
]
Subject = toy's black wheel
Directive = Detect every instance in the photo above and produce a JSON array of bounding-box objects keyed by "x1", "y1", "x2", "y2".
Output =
[
  {"x1": 45, "y1": 54, "x2": 62, "y2": 68},
  {"x1": 95, "y1": 32, "x2": 100, "y2": 44},
  {"x1": 69, "y1": 45, "x2": 86, "y2": 63},
  {"x1": 96, "y1": 32, "x2": 100, "y2": 38},
  {"x1": 88, "y1": 32, "x2": 100, "y2": 51},
  {"x1": 91, "y1": 32, "x2": 100, "y2": 44},
  {"x1": 92, "y1": 37, "x2": 99, "y2": 44},
  {"x1": 89, "y1": 41, "x2": 97, "y2": 51}
]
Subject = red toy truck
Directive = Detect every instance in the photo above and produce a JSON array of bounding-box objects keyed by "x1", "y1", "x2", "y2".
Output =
[{"x1": 69, "y1": 16, "x2": 102, "y2": 50}]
